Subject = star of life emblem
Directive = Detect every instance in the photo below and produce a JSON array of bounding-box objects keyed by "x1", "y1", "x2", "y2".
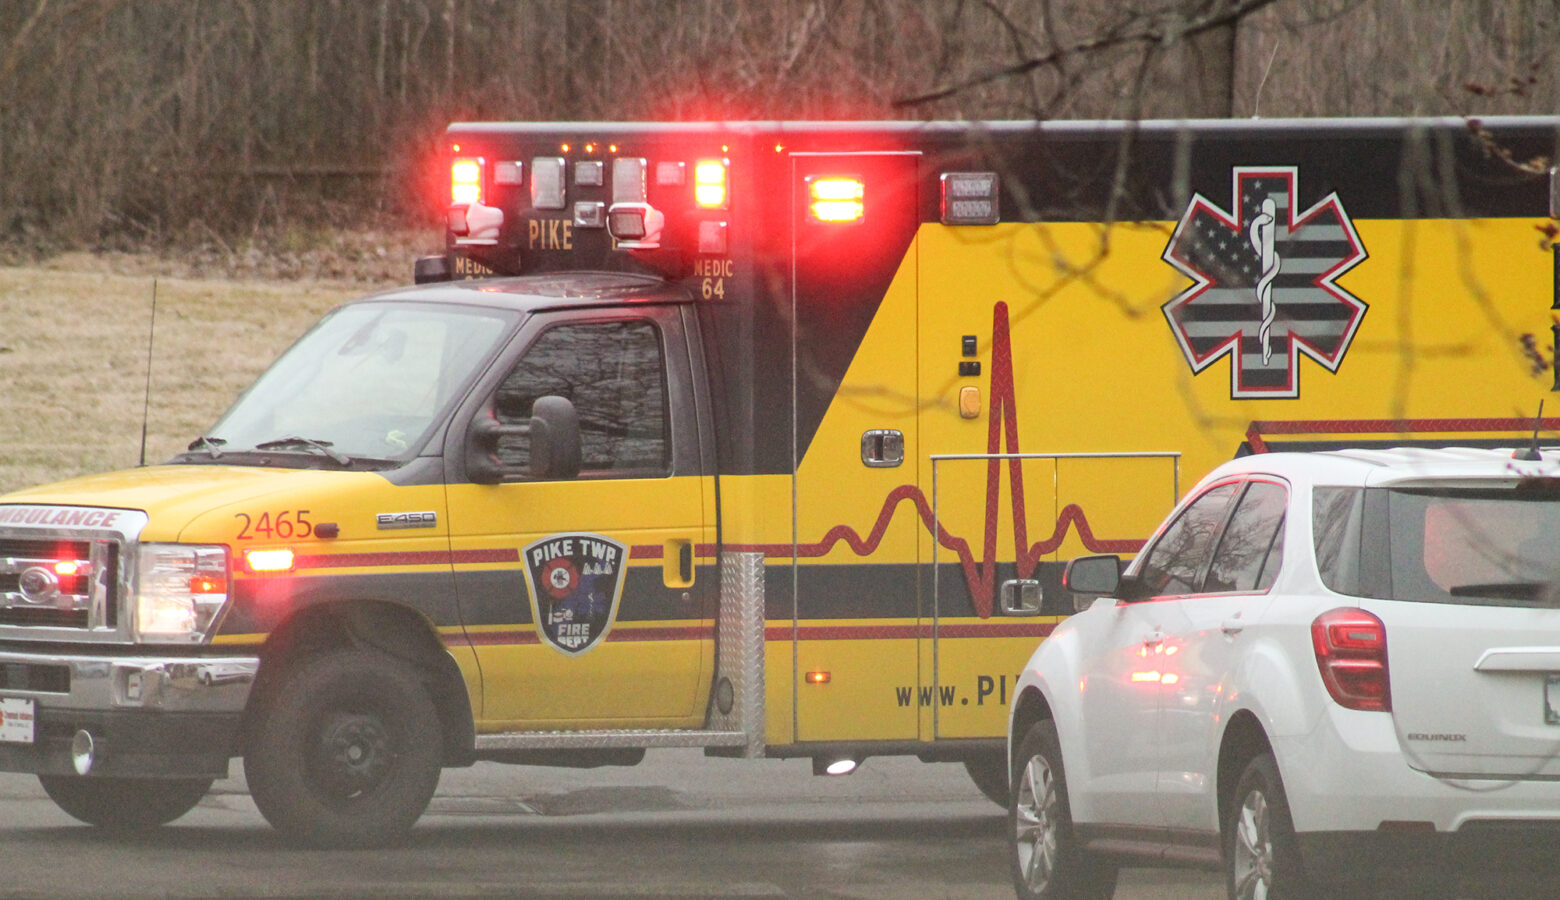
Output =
[
  {"x1": 1161, "y1": 167, "x2": 1368, "y2": 399},
  {"x1": 521, "y1": 532, "x2": 629, "y2": 657}
]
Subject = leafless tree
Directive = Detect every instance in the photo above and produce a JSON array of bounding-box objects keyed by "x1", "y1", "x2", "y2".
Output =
[{"x1": 1, "y1": 0, "x2": 1555, "y2": 248}]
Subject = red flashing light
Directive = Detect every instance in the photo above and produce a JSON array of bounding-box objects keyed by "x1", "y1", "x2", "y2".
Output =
[
  {"x1": 807, "y1": 175, "x2": 864, "y2": 223},
  {"x1": 189, "y1": 574, "x2": 227, "y2": 593},
  {"x1": 451, "y1": 157, "x2": 483, "y2": 205},
  {"x1": 1312, "y1": 607, "x2": 1390, "y2": 712}
]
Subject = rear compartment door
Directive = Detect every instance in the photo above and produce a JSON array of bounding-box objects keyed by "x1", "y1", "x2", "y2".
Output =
[{"x1": 789, "y1": 151, "x2": 923, "y2": 743}]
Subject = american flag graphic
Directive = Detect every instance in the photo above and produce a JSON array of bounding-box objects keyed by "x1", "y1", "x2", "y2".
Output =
[{"x1": 1161, "y1": 167, "x2": 1368, "y2": 399}]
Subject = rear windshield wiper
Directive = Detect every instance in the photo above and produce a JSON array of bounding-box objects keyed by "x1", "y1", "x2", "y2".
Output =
[
  {"x1": 1447, "y1": 582, "x2": 1550, "y2": 601},
  {"x1": 254, "y1": 436, "x2": 352, "y2": 466}
]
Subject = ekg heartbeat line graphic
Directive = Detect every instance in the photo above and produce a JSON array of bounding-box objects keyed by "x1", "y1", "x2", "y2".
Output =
[{"x1": 728, "y1": 301, "x2": 1144, "y2": 619}]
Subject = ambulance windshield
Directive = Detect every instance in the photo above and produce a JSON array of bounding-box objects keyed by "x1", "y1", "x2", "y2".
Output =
[{"x1": 193, "y1": 301, "x2": 517, "y2": 466}]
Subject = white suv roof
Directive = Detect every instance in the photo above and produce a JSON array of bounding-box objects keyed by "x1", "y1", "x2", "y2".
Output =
[{"x1": 1208, "y1": 446, "x2": 1560, "y2": 491}]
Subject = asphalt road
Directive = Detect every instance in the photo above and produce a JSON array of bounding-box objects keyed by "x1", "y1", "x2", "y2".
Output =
[{"x1": 0, "y1": 750, "x2": 1223, "y2": 898}]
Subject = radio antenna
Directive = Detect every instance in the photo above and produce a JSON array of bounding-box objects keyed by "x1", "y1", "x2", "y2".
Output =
[{"x1": 138, "y1": 280, "x2": 158, "y2": 467}]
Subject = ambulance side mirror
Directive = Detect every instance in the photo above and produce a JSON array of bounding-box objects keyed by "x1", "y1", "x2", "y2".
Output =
[
  {"x1": 528, "y1": 395, "x2": 581, "y2": 480},
  {"x1": 466, "y1": 395, "x2": 582, "y2": 484}
]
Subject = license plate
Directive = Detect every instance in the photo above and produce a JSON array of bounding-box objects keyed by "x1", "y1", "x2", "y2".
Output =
[{"x1": 0, "y1": 696, "x2": 34, "y2": 744}]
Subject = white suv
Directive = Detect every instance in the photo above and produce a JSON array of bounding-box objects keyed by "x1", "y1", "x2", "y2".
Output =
[{"x1": 1007, "y1": 448, "x2": 1560, "y2": 899}]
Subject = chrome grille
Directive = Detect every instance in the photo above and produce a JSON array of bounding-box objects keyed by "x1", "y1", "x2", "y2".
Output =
[{"x1": 0, "y1": 537, "x2": 118, "y2": 629}]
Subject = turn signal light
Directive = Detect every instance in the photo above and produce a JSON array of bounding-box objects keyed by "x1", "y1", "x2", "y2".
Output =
[{"x1": 245, "y1": 548, "x2": 295, "y2": 573}]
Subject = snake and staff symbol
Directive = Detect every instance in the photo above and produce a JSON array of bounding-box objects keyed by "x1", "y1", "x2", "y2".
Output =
[{"x1": 1249, "y1": 197, "x2": 1280, "y2": 364}]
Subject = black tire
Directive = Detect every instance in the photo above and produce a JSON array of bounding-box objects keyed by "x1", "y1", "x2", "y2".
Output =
[
  {"x1": 243, "y1": 649, "x2": 443, "y2": 849},
  {"x1": 1225, "y1": 752, "x2": 1322, "y2": 900},
  {"x1": 964, "y1": 754, "x2": 1008, "y2": 807},
  {"x1": 39, "y1": 774, "x2": 213, "y2": 829},
  {"x1": 1010, "y1": 719, "x2": 1117, "y2": 900}
]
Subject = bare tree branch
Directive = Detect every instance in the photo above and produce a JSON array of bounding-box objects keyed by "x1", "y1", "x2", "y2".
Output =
[{"x1": 893, "y1": 0, "x2": 1287, "y2": 109}]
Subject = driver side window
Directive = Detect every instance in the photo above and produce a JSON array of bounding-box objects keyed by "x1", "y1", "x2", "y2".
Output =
[
  {"x1": 493, "y1": 319, "x2": 669, "y2": 477},
  {"x1": 1136, "y1": 482, "x2": 1239, "y2": 596}
]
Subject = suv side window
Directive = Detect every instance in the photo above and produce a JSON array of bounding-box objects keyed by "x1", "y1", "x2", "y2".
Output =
[
  {"x1": 1313, "y1": 486, "x2": 1365, "y2": 595},
  {"x1": 494, "y1": 319, "x2": 669, "y2": 477},
  {"x1": 1204, "y1": 481, "x2": 1287, "y2": 593},
  {"x1": 1136, "y1": 481, "x2": 1240, "y2": 596}
]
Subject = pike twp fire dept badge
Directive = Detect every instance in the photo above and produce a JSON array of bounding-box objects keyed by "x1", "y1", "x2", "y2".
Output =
[
  {"x1": 521, "y1": 532, "x2": 629, "y2": 657},
  {"x1": 1161, "y1": 167, "x2": 1368, "y2": 399}
]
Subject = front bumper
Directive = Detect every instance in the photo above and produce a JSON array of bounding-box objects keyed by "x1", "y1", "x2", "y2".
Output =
[{"x1": 0, "y1": 648, "x2": 258, "y2": 778}]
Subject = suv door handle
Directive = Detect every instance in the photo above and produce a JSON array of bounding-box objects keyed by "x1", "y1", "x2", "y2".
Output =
[
  {"x1": 1142, "y1": 630, "x2": 1165, "y2": 649},
  {"x1": 1220, "y1": 618, "x2": 1245, "y2": 636}
]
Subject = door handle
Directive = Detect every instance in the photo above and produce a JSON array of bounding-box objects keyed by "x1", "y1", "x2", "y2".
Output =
[
  {"x1": 1142, "y1": 630, "x2": 1165, "y2": 649},
  {"x1": 1220, "y1": 618, "x2": 1245, "y2": 636},
  {"x1": 664, "y1": 538, "x2": 695, "y2": 588}
]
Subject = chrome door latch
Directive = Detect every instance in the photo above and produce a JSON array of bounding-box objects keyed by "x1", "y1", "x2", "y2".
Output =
[{"x1": 861, "y1": 429, "x2": 904, "y2": 467}]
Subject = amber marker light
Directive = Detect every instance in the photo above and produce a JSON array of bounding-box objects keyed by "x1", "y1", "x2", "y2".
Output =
[
  {"x1": 451, "y1": 158, "x2": 483, "y2": 205},
  {"x1": 694, "y1": 158, "x2": 729, "y2": 209},
  {"x1": 805, "y1": 671, "x2": 831, "y2": 684},
  {"x1": 245, "y1": 548, "x2": 295, "y2": 574},
  {"x1": 807, "y1": 175, "x2": 865, "y2": 223}
]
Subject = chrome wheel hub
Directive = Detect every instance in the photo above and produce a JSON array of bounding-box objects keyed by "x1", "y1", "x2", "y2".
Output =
[
  {"x1": 1013, "y1": 753, "x2": 1061, "y2": 893},
  {"x1": 1232, "y1": 787, "x2": 1274, "y2": 900}
]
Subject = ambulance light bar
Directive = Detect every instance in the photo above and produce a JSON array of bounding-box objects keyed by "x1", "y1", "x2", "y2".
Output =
[
  {"x1": 807, "y1": 175, "x2": 864, "y2": 223},
  {"x1": 940, "y1": 172, "x2": 1000, "y2": 225},
  {"x1": 446, "y1": 145, "x2": 736, "y2": 255}
]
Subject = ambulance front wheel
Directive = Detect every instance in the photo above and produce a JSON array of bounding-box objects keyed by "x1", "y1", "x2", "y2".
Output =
[
  {"x1": 243, "y1": 649, "x2": 444, "y2": 849},
  {"x1": 39, "y1": 774, "x2": 213, "y2": 828}
]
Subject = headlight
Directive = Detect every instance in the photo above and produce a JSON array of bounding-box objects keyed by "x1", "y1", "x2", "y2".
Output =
[{"x1": 134, "y1": 544, "x2": 231, "y2": 643}]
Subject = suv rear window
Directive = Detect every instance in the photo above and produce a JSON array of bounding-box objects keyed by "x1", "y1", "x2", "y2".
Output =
[
  {"x1": 1314, "y1": 481, "x2": 1560, "y2": 606},
  {"x1": 1388, "y1": 485, "x2": 1560, "y2": 604}
]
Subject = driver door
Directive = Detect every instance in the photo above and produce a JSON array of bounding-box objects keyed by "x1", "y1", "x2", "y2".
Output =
[{"x1": 444, "y1": 305, "x2": 715, "y2": 729}]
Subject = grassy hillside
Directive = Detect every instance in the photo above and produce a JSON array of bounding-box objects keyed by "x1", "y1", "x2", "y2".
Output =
[{"x1": 0, "y1": 258, "x2": 398, "y2": 494}]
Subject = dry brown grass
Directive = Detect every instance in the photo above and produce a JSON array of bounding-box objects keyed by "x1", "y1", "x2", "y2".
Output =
[{"x1": 0, "y1": 242, "x2": 433, "y2": 495}]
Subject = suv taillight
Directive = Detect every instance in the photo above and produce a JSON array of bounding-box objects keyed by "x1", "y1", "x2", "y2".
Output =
[{"x1": 1311, "y1": 607, "x2": 1390, "y2": 712}]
